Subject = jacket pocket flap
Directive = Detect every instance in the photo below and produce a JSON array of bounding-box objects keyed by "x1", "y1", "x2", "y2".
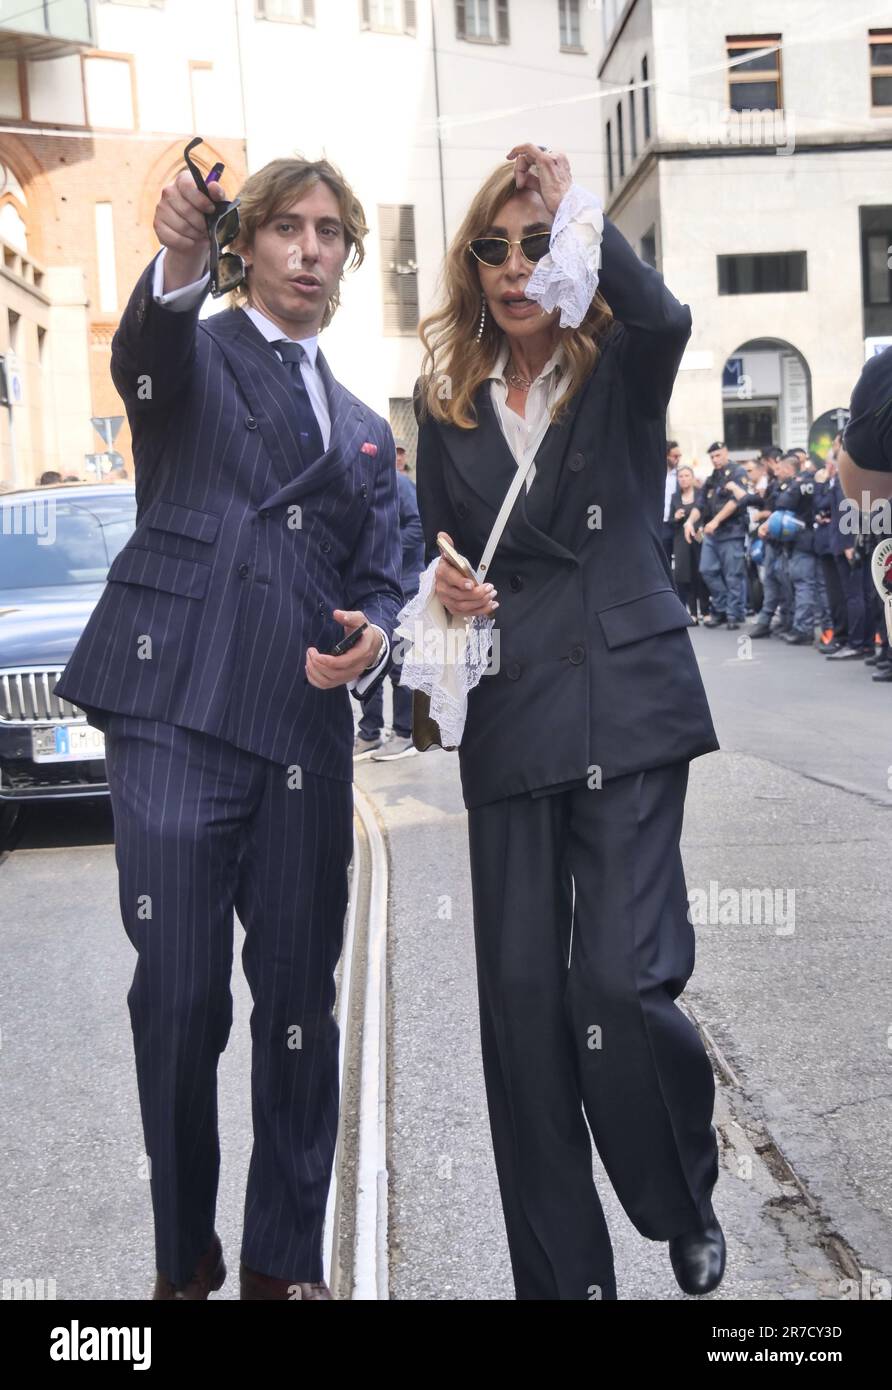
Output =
[
  {"x1": 106, "y1": 545, "x2": 210, "y2": 599},
  {"x1": 146, "y1": 501, "x2": 220, "y2": 543},
  {"x1": 597, "y1": 587, "x2": 692, "y2": 649}
]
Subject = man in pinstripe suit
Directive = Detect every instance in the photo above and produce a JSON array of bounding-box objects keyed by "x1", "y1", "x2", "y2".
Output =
[{"x1": 53, "y1": 154, "x2": 403, "y2": 1299}]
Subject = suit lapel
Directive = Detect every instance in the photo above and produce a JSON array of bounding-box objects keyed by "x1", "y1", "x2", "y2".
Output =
[
  {"x1": 438, "y1": 378, "x2": 582, "y2": 562},
  {"x1": 200, "y1": 309, "x2": 363, "y2": 508}
]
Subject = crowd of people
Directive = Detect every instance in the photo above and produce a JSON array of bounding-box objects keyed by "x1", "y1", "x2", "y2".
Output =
[{"x1": 662, "y1": 437, "x2": 892, "y2": 685}]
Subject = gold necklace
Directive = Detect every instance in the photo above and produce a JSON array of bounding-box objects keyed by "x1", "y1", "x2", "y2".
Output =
[{"x1": 506, "y1": 359, "x2": 534, "y2": 391}]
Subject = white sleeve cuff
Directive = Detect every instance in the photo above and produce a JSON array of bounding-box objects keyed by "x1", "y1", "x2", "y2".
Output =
[
  {"x1": 348, "y1": 625, "x2": 390, "y2": 695},
  {"x1": 152, "y1": 247, "x2": 211, "y2": 311},
  {"x1": 523, "y1": 182, "x2": 604, "y2": 329}
]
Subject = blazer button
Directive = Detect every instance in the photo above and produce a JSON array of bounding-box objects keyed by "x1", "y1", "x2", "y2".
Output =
[
  {"x1": 569, "y1": 452, "x2": 585, "y2": 472},
  {"x1": 245, "y1": 416, "x2": 258, "y2": 430},
  {"x1": 456, "y1": 501, "x2": 470, "y2": 518},
  {"x1": 569, "y1": 645, "x2": 585, "y2": 664},
  {"x1": 506, "y1": 662, "x2": 522, "y2": 680},
  {"x1": 318, "y1": 601, "x2": 327, "y2": 616},
  {"x1": 238, "y1": 562, "x2": 251, "y2": 578},
  {"x1": 321, "y1": 539, "x2": 332, "y2": 553},
  {"x1": 509, "y1": 574, "x2": 523, "y2": 592},
  {"x1": 360, "y1": 483, "x2": 368, "y2": 499}
]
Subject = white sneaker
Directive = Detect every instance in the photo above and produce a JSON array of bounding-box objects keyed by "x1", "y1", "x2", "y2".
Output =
[
  {"x1": 371, "y1": 735, "x2": 417, "y2": 761},
  {"x1": 354, "y1": 733, "x2": 384, "y2": 760}
]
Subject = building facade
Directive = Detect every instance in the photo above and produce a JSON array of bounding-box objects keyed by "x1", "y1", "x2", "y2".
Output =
[
  {"x1": 0, "y1": 0, "x2": 246, "y2": 486},
  {"x1": 599, "y1": 0, "x2": 892, "y2": 462}
]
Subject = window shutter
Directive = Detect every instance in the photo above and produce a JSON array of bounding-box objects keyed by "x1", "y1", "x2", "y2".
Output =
[
  {"x1": 360, "y1": 0, "x2": 370, "y2": 28},
  {"x1": 404, "y1": 0, "x2": 417, "y2": 35},
  {"x1": 379, "y1": 204, "x2": 419, "y2": 336},
  {"x1": 456, "y1": 0, "x2": 466, "y2": 39},
  {"x1": 497, "y1": 0, "x2": 509, "y2": 42},
  {"x1": 303, "y1": 0, "x2": 315, "y2": 22}
]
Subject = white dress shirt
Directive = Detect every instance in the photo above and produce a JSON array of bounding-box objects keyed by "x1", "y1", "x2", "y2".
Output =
[
  {"x1": 487, "y1": 337, "x2": 571, "y2": 489},
  {"x1": 664, "y1": 466, "x2": 678, "y2": 524},
  {"x1": 151, "y1": 248, "x2": 388, "y2": 694}
]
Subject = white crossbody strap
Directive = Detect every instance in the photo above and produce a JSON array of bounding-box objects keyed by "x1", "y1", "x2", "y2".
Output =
[{"x1": 475, "y1": 454, "x2": 537, "y2": 580}]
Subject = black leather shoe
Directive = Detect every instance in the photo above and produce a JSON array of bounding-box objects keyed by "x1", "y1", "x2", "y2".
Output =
[
  {"x1": 749, "y1": 624, "x2": 771, "y2": 638},
  {"x1": 826, "y1": 646, "x2": 866, "y2": 661},
  {"x1": 669, "y1": 1209, "x2": 726, "y2": 1295},
  {"x1": 783, "y1": 631, "x2": 812, "y2": 645},
  {"x1": 152, "y1": 1232, "x2": 225, "y2": 1300},
  {"x1": 703, "y1": 614, "x2": 726, "y2": 628},
  {"x1": 872, "y1": 667, "x2": 892, "y2": 682}
]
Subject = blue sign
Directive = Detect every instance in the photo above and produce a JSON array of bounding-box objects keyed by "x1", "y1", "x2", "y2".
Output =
[{"x1": 723, "y1": 357, "x2": 744, "y2": 389}]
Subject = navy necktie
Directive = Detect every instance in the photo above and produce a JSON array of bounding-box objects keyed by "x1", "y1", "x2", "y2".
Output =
[{"x1": 273, "y1": 339, "x2": 326, "y2": 466}]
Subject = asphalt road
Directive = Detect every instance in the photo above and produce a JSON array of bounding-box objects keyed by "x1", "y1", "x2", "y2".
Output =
[{"x1": 1, "y1": 623, "x2": 889, "y2": 1299}]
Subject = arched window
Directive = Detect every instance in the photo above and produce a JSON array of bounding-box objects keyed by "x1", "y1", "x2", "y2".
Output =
[{"x1": 0, "y1": 163, "x2": 28, "y2": 253}]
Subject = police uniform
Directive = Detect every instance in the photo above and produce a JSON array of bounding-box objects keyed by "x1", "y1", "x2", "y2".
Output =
[
  {"x1": 774, "y1": 469, "x2": 817, "y2": 643},
  {"x1": 696, "y1": 461, "x2": 749, "y2": 625}
]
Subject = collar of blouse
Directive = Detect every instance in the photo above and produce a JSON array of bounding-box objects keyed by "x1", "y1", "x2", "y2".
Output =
[{"x1": 487, "y1": 335, "x2": 566, "y2": 391}]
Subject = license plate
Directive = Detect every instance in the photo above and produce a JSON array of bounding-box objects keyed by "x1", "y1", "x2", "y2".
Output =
[{"x1": 31, "y1": 724, "x2": 106, "y2": 763}]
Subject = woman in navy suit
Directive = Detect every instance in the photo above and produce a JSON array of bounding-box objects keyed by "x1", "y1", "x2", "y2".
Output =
[{"x1": 411, "y1": 144, "x2": 725, "y2": 1301}]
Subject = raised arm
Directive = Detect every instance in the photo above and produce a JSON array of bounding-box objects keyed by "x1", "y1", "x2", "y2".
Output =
[
  {"x1": 111, "y1": 167, "x2": 224, "y2": 416},
  {"x1": 597, "y1": 217, "x2": 692, "y2": 419}
]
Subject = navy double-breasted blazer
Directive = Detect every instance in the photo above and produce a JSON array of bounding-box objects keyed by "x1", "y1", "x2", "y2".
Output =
[
  {"x1": 54, "y1": 254, "x2": 404, "y2": 783},
  {"x1": 414, "y1": 217, "x2": 720, "y2": 809}
]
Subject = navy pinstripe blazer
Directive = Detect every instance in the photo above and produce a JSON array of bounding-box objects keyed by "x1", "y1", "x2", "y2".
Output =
[{"x1": 54, "y1": 254, "x2": 404, "y2": 783}]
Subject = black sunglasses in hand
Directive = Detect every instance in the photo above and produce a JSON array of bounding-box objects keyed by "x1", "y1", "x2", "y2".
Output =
[
  {"x1": 183, "y1": 136, "x2": 246, "y2": 298},
  {"x1": 466, "y1": 231, "x2": 552, "y2": 267}
]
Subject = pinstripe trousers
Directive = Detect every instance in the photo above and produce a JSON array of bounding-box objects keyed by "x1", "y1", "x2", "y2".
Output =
[{"x1": 102, "y1": 713, "x2": 353, "y2": 1287}]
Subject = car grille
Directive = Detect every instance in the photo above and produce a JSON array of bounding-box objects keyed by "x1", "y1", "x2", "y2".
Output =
[{"x1": 0, "y1": 668, "x2": 86, "y2": 724}]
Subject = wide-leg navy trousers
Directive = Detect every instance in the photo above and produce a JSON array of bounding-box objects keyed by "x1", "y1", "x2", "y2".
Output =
[{"x1": 466, "y1": 760, "x2": 719, "y2": 1300}]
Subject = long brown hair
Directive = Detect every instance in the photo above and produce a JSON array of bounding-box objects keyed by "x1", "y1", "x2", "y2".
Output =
[
  {"x1": 226, "y1": 156, "x2": 369, "y2": 331},
  {"x1": 417, "y1": 163, "x2": 614, "y2": 429}
]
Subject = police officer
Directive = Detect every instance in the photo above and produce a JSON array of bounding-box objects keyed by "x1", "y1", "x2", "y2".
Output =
[
  {"x1": 772, "y1": 452, "x2": 818, "y2": 645},
  {"x1": 739, "y1": 448, "x2": 792, "y2": 638},
  {"x1": 685, "y1": 441, "x2": 749, "y2": 628},
  {"x1": 812, "y1": 455, "x2": 847, "y2": 652}
]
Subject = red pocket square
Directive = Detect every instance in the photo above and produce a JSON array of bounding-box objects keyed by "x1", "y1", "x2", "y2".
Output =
[{"x1": 360, "y1": 441, "x2": 378, "y2": 457}]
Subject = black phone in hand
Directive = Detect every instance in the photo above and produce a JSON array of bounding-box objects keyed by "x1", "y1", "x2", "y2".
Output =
[{"x1": 323, "y1": 622, "x2": 368, "y2": 657}]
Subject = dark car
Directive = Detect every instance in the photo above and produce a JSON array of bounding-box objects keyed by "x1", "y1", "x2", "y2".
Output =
[{"x1": 0, "y1": 483, "x2": 136, "y2": 809}]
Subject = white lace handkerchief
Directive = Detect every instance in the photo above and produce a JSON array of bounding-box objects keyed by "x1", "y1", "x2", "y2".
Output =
[
  {"x1": 524, "y1": 182, "x2": 604, "y2": 329},
  {"x1": 394, "y1": 556, "x2": 494, "y2": 748}
]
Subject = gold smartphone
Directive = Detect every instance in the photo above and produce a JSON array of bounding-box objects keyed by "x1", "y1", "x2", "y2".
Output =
[{"x1": 436, "y1": 533, "x2": 479, "y2": 584}]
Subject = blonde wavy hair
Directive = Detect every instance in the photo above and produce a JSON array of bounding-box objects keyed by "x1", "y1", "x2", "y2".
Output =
[
  {"x1": 417, "y1": 163, "x2": 614, "y2": 429},
  {"x1": 225, "y1": 156, "x2": 369, "y2": 331}
]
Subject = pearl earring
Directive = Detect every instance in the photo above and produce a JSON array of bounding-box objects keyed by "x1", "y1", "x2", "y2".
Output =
[{"x1": 476, "y1": 295, "x2": 487, "y2": 343}]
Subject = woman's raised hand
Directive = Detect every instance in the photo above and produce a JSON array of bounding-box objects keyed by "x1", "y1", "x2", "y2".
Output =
[{"x1": 505, "y1": 144, "x2": 572, "y2": 215}]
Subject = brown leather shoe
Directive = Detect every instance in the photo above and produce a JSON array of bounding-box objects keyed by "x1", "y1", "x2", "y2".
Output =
[
  {"x1": 239, "y1": 1262, "x2": 333, "y2": 1300},
  {"x1": 152, "y1": 1232, "x2": 226, "y2": 1300}
]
